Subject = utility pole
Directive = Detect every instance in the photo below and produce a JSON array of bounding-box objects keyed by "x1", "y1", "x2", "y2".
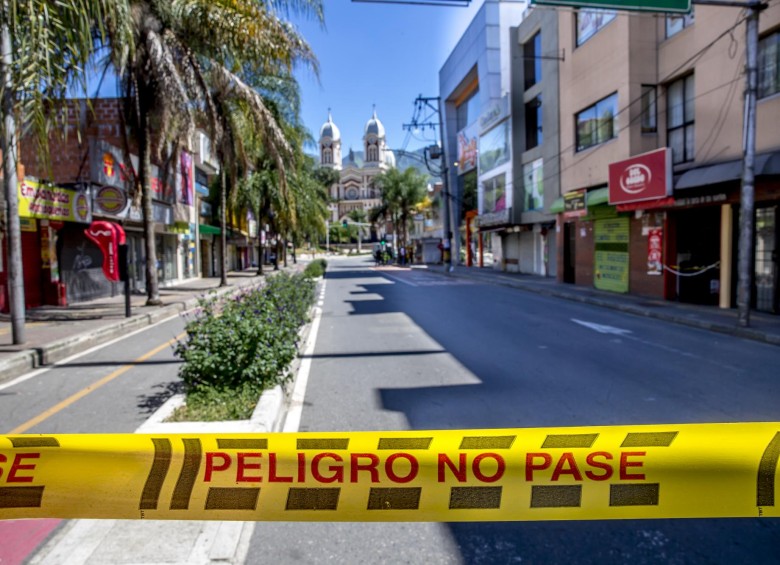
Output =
[
  {"x1": 1, "y1": 3, "x2": 25, "y2": 344},
  {"x1": 404, "y1": 95, "x2": 452, "y2": 271},
  {"x1": 736, "y1": 0, "x2": 762, "y2": 327}
]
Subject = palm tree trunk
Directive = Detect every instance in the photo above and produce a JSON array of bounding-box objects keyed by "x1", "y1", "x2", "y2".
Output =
[
  {"x1": 140, "y1": 111, "x2": 161, "y2": 306},
  {"x1": 220, "y1": 170, "x2": 228, "y2": 286}
]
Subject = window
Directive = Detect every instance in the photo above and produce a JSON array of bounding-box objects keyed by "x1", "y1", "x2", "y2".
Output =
[
  {"x1": 525, "y1": 97, "x2": 543, "y2": 150},
  {"x1": 481, "y1": 173, "x2": 506, "y2": 214},
  {"x1": 524, "y1": 32, "x2": 542, "y2": 90},
  {"x1": 666, "y1": 9, "x2": 694, "y2": 39},
  {"x1": 456, "y1": 89, "x2": 480, "y2": 130},
  {"x1": 641, "y1": 85, "x2": 657, "y2": 133},
  {"x1": 576, "y1": 93, "x2": 618, "y2": 152},
  {"x1": 322, "y1": 148, "x2": 332, "y2": 165},
  {"x1": 576, "y1": 9, "x2": 616, "y2": 47},
  {"x1": 667, "y1": 74, "x2": 695, "y2": 164},
  {"x1": 759, "y1": 31, "x2": 780, "y2": 99}
]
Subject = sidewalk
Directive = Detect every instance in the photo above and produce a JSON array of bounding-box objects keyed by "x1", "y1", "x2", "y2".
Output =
[
  {"x1": 0, "y1": 266, "x2": 297, "y2": 385},
  {"x1": 431, "y1": 263, "x2": 780, "y2": 347}
]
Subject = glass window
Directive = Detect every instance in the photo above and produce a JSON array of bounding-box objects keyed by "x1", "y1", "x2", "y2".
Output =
[
  {"x1": 456, "y1": 88, "x2": 480, "y2": 130},
  {"x1": 524, "y1": 32, "x2": 542, "y2": 90},
  {"x1": 666, "y1": 9, "x2": 694, "y2": 39},
  {"x1": 525, "y1": 97, "x2": 543, "y2": 150},
  {"x1": 576, "y1": 9, "x2": 616, "y2": 47},
  {"x1": 759, "y1": 31, "x2": 780, "y2": 99},
  {"x1": 641, "y1": 85, "x2": 657, "y2": 133},
  {"x1": 523, "y1": 159, "x2": 544, "y2": 212},
  {"x1": 576, "y1": 93, "x2": 618, "y2": 152},
  {"x1": 667, "y1": 74, "x2": 695, "y2": 164},
  {"x1": 481, "y1": 173, "x2": 506, "y2": 215}
]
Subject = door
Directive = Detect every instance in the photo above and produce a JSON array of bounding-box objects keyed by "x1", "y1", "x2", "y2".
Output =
[
  {"x1": 563, "y1": 222, "x2": 576, "y2": 283},
  {"x1": 755, "y1": 206, "x2": 779, "y2": 313}
]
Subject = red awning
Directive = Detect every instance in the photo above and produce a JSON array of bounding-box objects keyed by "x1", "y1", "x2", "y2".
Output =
[{"x1": 616, "y1": 197, "x2": 675, "y2": 213}]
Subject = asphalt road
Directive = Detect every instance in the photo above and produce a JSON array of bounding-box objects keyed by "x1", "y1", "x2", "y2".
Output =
[{"x1": 249, "y1": 255, "x2": 780, "y2": 565}]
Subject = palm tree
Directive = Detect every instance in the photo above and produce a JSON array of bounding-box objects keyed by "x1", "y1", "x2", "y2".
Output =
[
  {"x1": 103, "y1": 0, "x2": 319, "y2": 302},
  {"x1": 375, "y1": 167, "x2": 427, "y2": 253}
]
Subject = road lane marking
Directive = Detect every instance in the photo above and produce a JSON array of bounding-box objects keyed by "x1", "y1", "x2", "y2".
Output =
[
  {"x1": 283, "y1": 281, "x2": 326, "y2": 433},
  {"x1": 572, "y1": 319, "x2": 632, "y2": 335},
  {"x1": 378, "y1": 271, "x2": 418, "y2": 286},
  {"x1": 7, "y1": 332, "x2": 186, "y2": 434}
]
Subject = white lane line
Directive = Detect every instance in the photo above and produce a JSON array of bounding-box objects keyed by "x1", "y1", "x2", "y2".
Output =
[{"x1": 283, "y1": 281, "x2": 326, "y2": 433}]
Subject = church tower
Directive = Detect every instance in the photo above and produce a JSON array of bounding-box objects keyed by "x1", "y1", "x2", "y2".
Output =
[
  {"x1": 364, "y1": 107, "x2": 394, "y2": 169},
  {"x1": 319, "y1": 110, "x2": 342, "y2": 170}
]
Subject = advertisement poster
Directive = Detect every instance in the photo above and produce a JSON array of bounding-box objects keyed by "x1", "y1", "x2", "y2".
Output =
[
  {"x1": 647, "y1": 227, "x2": 663, "y2": 275},
  {"x1": 594, "y1": 217, "x2": 629, "y2": 293},
  {"x1": 563, "y1": 189, "x2": 586, "y2": 218},
  {"x1": 479, "y1": 121, "x2": 510, "y2": 174},
  {"x1": 523, "y1": 159, "x2": 544, "y2": 211},
  {"x1": 180, "y1": 151, "x2": 193, "y2": 205},
  {"x1": 457, "y1": 123, "x2": 479, "y2": 175}
]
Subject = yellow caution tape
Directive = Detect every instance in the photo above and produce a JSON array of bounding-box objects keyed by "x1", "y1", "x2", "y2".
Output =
[{"x1": 1, "y1": 423, "x2": 779, "y2": 521}]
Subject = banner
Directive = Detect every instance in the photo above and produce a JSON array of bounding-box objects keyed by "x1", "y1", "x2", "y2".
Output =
[{"x1": 1, "y1": 423, "x2": 778, "y2": 521}]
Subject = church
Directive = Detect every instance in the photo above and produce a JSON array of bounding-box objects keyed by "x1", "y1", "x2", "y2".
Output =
[{"x1": 319, "y1": 108, "x2": 396, "y2": 224}]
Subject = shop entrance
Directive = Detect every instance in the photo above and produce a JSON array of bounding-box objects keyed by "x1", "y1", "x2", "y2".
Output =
[
  {"x1": 563, "y1": 222, "x2": 576, "y2": 283},
  {"x1": 755, "y1": 205, "x2": 779, "y2": 313},
  {"x1": 674, "y1": 206, "x2": 721, "y2": 305}
]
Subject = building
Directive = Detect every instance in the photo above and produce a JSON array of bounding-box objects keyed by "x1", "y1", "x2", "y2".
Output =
[
  {"x1": 551, "y1": 4, "x2": 780, "y2": 313},
  {"x1": 508, "y1": 6, "x2": 561, "y2": 277},
  {"x1": 439, "y1": 0, "x2": 526, "y2": 268},
  {"x1": 318, "y1": 109, "x2": 396, "y2": 227},
  {"x1": 1, "y1": 98, "x2": 203, "y2": 309}
]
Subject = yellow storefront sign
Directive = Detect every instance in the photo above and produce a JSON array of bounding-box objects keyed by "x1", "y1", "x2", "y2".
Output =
[{"x1": 18, "y1": 180, "x2": 91, "y2": 223}]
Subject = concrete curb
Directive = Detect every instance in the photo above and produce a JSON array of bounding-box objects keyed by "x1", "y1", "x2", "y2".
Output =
[
  {"x1": 437, "y1": 268, "x2": 780, "y2": 347},
  {"x1": 0, "y1": 278, "x2": 268, "y2": 385}
]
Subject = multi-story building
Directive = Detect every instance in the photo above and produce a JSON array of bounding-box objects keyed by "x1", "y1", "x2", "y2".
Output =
[
  {"x1": 439, "y1": 0, "x2": 526, "y2": 268},
  {"x1": 0, "y1": 98, "x2": 209, "y2": 308},
  {"x1": 551, "y1": 4, "x2": 780, "y2": 312}
]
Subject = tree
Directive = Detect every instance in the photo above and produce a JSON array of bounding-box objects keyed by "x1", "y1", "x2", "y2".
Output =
[
  {"x1": 375, "y1": 167, "x2": 427, "y2": 252},
  {"x1": 104, "y1": 0, "x2": 319, "y2": 301}
]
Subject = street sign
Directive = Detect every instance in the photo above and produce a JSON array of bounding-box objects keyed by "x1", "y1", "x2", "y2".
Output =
[{"x1": 531, "y1": 0, "x2": 691, "y2": 14}]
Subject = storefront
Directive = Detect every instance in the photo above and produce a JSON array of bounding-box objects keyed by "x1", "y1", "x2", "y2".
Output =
[{"x1": 9, "y1": 179, "x2": 95, "y2": 307}]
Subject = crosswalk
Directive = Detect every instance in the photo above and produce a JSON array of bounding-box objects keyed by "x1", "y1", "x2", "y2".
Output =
[{"x1": 373, "y1": 266, "x2": 475, "y2": 287}]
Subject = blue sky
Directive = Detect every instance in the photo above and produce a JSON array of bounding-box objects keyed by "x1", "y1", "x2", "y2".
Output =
[{"x1": 291, "y1": 0, "x2": 483, "y2": 154}]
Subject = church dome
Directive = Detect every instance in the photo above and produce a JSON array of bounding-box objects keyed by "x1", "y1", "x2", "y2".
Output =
[
  {"x1": 364, "y1": 108, "x2": 385, "y2": 138},
  {"x1": 384, "y1": 149, "x2": 396, "y2": 168},
  {"x1": 320, "y1": 111, "x2": 340, "y2": 140}
]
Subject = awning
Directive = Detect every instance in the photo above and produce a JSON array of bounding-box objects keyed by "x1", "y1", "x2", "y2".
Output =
[
  {"x1": 586, "y1": 187, "x2": 610, "y2": 207},
  {"x1": 675, "y1": 150, "x2": 780, "y2": 190},
  {"x1": 199, "y1": 224, "x2": 221, "y2": 235},
  {"x1": 550, "y1": 197, "x2": 564, "y2": 214}
]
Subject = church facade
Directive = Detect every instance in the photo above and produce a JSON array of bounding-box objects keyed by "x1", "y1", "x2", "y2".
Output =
[{"x1": 319, "y1": 109, "x2": 396, "y2": 224}]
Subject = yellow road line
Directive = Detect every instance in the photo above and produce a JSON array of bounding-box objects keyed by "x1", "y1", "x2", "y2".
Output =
[{"x1": 8, "y1": 332, "x2": 186, "y2": 434}]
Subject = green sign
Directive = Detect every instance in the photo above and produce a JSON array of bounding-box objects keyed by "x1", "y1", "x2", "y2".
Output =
[
  {"x1": 531, "y1": 0, "x2": 690, "y2": 14},
  {"x1": 594, "y1": 217, "x2": 629, "y2": 293}
]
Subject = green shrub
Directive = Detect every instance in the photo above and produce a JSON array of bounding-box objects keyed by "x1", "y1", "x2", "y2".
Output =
[
  {"x1": 174, "y1": 273, "x2": 316, "y2": 407},
  {"x1": 303, "y1": 258, "x2": 327, "y2": 278}
]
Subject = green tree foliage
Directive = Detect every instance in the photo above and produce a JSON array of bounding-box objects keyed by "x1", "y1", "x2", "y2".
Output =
[{"x1": 375, "y1": 167, "x2": 427, "y2": 250}]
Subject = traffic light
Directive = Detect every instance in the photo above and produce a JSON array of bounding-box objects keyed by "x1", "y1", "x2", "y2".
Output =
[
  {"x1": 342, "y1": 220, "x2": 348, "y2": 228},
  {"x1": 380, "y1": 237, "x2": 386, "y2": 247}
]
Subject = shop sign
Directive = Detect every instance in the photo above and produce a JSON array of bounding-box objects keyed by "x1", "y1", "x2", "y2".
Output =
[
  {"x1": 90, "y1": 140, "x2": 134, "y2": 190},
  {"x1": 531, "y1": 0, "x2": 691, "y2": 14},
  {"x1": 563, "y1": 190, "x2": 587, "y2": 218},
  {"x1": 456, "y1": 123, "x2": 479, "y2": 175},
  {"x1": 594, "y1": 217, "x2": 629, "y2": 293},
  {"x1": 476, "y1": 208, "x2": 510, "y2": 228},
  {"x1": 647, "y1": 227, "x2": 663, "y2": 276},
  {"x1": 674, "y1": 194, "x2": 727, "y2": 207},
  {"x1": 94, "y1": 185, "x2": 130, "y2": 218},
  {"x1": 18, "y1": 180, "x2": 91, "y2": 224},
  {"x1": 479, "y1": 96, "x2": 509, "y2": 135},
  {"x1": 608, "y1": 148, "x2": 671, "y2": 206},
  {"x1": 84, "y1": 220, "x2": 126, "y2": 282},
  {"x1": 20, "y1": 217, "x2": 37, "y2": 232}
]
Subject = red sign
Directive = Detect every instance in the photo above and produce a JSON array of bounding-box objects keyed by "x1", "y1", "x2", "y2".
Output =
[
  {"x1": 84, "y1": 221, "x2": 126, "y2": 282},
  {"x1": 647, "y1": 228, "x2": 663, "y2": 276},
  {"x1": 608, "y1": 148, "x2": 671, "y2": 206}
]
